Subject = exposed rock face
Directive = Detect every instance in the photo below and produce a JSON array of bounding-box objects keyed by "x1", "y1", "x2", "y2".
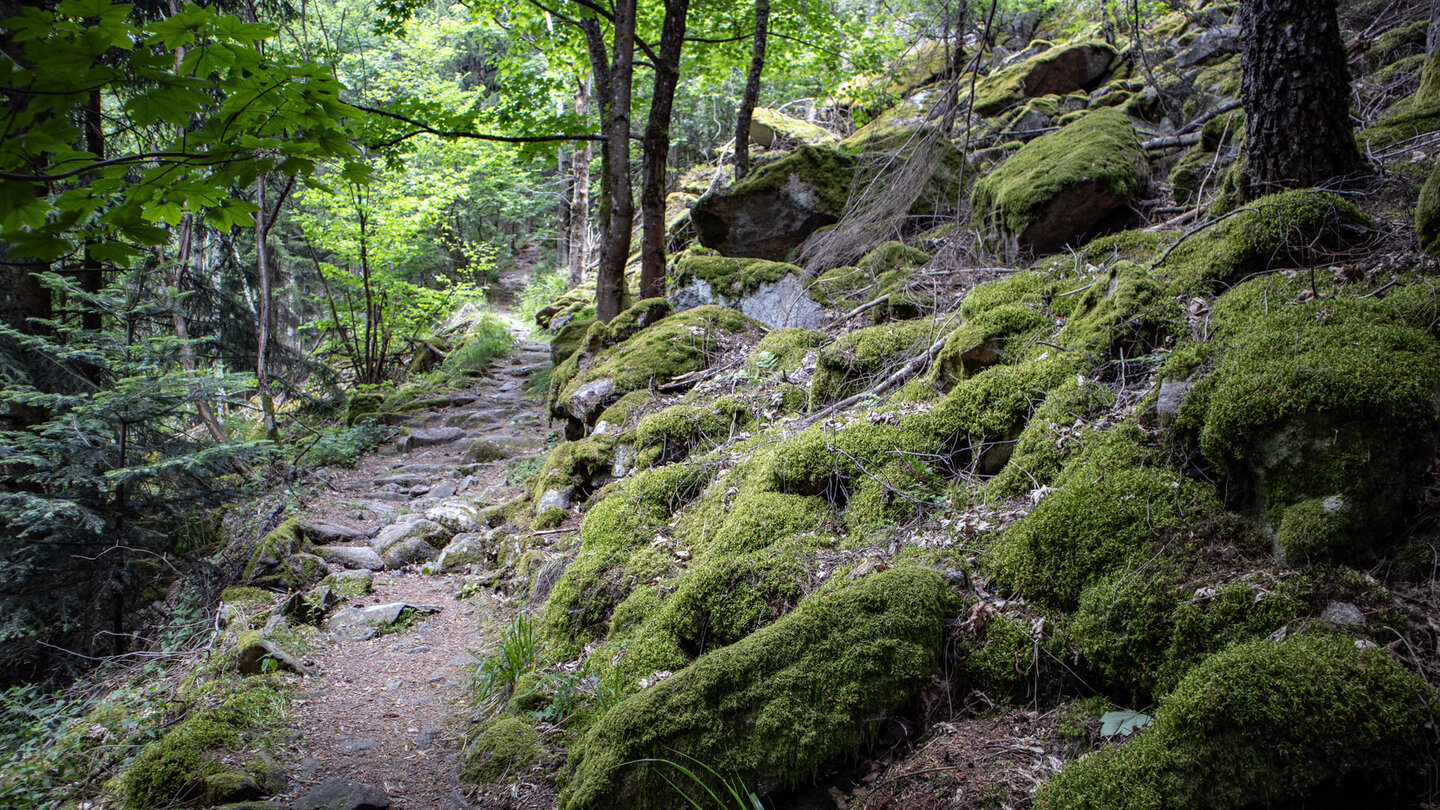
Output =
[
  {"x1": 971, "y1": 108, "x2": 1147, "y2": 254},
  {"x1": 325, "y1": 602, "x2": 440, "y2": 642},
  {"x1": 381, "y1": 536, "x2": 439, "y2": 569},
  {"x1": 313, "y1": 545, "x2": 384, "y2": 571},
  {"x1": 692, "y1": 145, "x2": 855, "y2": 260},
  {"x1": 668, "y1": 255, "x2": 825, "y2": 329},
  {"x1": 369, "y1": 519, "x2": 449, "y2": 554}
]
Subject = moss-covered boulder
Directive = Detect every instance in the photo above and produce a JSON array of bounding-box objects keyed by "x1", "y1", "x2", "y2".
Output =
[
  {"x1": 972, "y1": 108, "x2": 1148, "y2": 255},
  {"x1": 458, "y1": 716, "x2": 543, "y2": 784},
  {"x1": 1418, "y1": 163, "x2": 1440, "y2": 258},
  {"x1": 974, "y1": 40, "x2": 1118, "y2": 116},
  {"x1": 558, "y1": 567, "x2": 952, "y2": 810},
  {"x1": 747, "y1": 107, "x2": 838, "y2": 148},
  {"x1": 810, "y1": 318, "x2": 942, "y2": 405},
  {"x1": 668, "y1": 253, "x2": 825, "y2": 328},
  {"x1": 242, "y1": 520, "x2": 327, "y2": 590},
  {"x1": 1176, "y1": 277, "x2": 1440, "y2": 564},
  {"x1": 550, "y1": 305, "x2": 763, "y2": 429},
  {"x1": 1035, "y1": 634, "x2": 1438, "y2": 810},
  {"x1": 692, "y1": 144, "x2": 856, "y2": 260}
]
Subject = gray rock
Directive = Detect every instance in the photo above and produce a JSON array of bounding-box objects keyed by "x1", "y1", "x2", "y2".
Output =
[
  {"x1": 1156, "y1": 376, "x2": 1193, "y2": 426},
  {"x1": 425, "y1": 503, "x2": 484, "y2": 534},
  {"x1": 300, "y1": 521, "x2": 369, "y2": 545},
  {"x1": 370, "y1": 519, "x2": 449, "y2": 554},
  {"x1": 293, "y1": 777, "x2": 390, "y2": 810},
  {"x1": 325, "y1": 568, "x2": 374, "y2": 595},
  {"x1": 693, "y1": 146, "x2": 854, "y2": 260},
  {"x1": 341, "y1": 737, "x2": 378, "y2": 752},
  {"x1": 237, "y1": 635, "x2": 314, "y2": 677},
  {"x1": 417, "y1": 726, "x2": 441, "y2": 750},
  {"x1": 1321, "y1": 601, "x2": 1365, "y2": 627},
  {"x1": 1176, "y1": 25, "x2": 1240, "y2": 68},
  {"x1": 437, "y1": 532, "x2": 493, "y2": 573},
  {"x1": 566, "y1": 377, "x2": 616, "y2": 423},
  {"x1": 382, "y1": 536, "x2": 440, "y2": 569},
  {"x1": 670, "y1": 273, "x2": 824, "y2": 330},
  {"x1": 428, "y1": 480, "x2": 458, "y2": 499},
  {"x1": 325, "y1": 602, "x2": 441, "y2": 641},
  {"x1": 529, "y1": 555, "x2": 571, "y2": 607},
  {"x1": 398, "y1": 427, "x2": 466, "y2": 451},
  {"x1": 313, "y1": 545, "x2": 385, "y2": 571},
  {"x1": 975, "y1": 41, "x2": 1117, "y2": 116},
  {"x1": 536, "y1": 487, "x2": 573, "y2": 512}
]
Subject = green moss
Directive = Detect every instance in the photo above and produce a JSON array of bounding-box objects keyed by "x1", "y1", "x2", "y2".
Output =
[
  {"x1": 973, "y1": 40, "x2": 1118, "y2": 116},
  {"x1": 555, "y1": 306, "x2": 762, "y2": 424},
  {"x1": 750, "y1": 107, "x2": 838, "y2": 146},
  {"x1": 1035, "y1": 634, "x2": 1438, "y2": 810},
  {"x1": 956, "y1": 613, "x2": 1073, "y2": 705},
  {"x1": 552, "y1": 317, "x2": 596, "y2": 365},
  {"x1": 558, "y1": 567, "x2": 952, "y2": 810},
  {"x1": 595, "y1": 389, "x2": 652, "y2": 431},
  {"x1": 932, "y1": 303, "x2": 1050, "y2": 387},
  {"x1": 1364, "y1": 20, "x2": 1429, "y2": 75},
  {"x1": 1176, "y1": 281, "x2": 1440, "y2": 559},
  {"x1": 986, "y1": 375, "x2": 1115, "y2": 496},
  {"x1": 748, "y1": 328, "x2": 826, "y2": 374},
  {"x1": 630, "y1": 400, "x2": 752, "y2": 469},
  {"x1": 972, "y1": 108, "x2": 1147, "y2": 253},
  {"x1": 1418, "y1": 164, "x2": 1440, "y2": 258},
  {"x1": 670, "y1": 254, "x2": 801, "y2": 298},
  {"x1": 991, "y1": 427, "x2": 1222, "y2": 609},
  {"x1": 220, "y1": 587, "x2": 274, "y2": 610},
  {"x1": 534, "y1": 507, "x2": 567, "y2": 530},
  {"x1": 119, "y1": 676, "x2": 286, "y2": 808},
  {"x1": 459, "y1": 716, "x2": 543, "y2": 784},
  {"x1": 532, "y1": 436, "x2": 616, "y2": 501},
  {"x1": 725, "y1": 144, "x2": 857, "y2": 216},
  {"x1": 1070, "y1": 565, "x2": 1303, "y2": 704},
  {"x1": 345, "y1": 392, "x2": 384, "y2": 426},
  {"x1": 810, "y1": 318, "x2": 943, "y2": 405},
  {"x1": 1056, "y1": 260, "x2": 1182, "y2": 356},
  {"x1": 241, "y1": 519, "x2": 321, "y2": 589},
  {"x1": 857, "y1": 241, "x2": 932, "y2": 274},
  {"x1": 1157, "y1": 190, "x2": 1372, "y2": 290}
]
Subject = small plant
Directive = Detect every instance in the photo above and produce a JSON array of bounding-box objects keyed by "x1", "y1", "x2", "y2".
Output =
[
  {"x1": 470, "y1": 614, "x2": 540, "y2": 717},
  {"x1": 626, "y1": 752, "x2": 766, "y2": 810},
  {"x1": 296, "y1": 421, "x2": 388, "y2": 468}
]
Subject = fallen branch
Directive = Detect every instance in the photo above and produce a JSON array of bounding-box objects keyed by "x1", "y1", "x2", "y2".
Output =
[
  {"x1": 836, "y1": 294, "x2": 891, "y2": 325},
  {"x1": 1143, "y1": 132, "x2": 1202, "y2": 150},
  {"x1": 1178, "y1": 98, "x2": 1243, "y2": 134}
]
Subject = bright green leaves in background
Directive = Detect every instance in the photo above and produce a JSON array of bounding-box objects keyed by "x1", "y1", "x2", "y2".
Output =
[{"x1": 0, "y1": 0, "x2": 367, "y2": 263}]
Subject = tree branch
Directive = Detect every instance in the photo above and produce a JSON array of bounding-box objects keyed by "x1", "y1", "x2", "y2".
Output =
[{"x1": 351, "y1": 104, "x2": 603, "y2": 147}]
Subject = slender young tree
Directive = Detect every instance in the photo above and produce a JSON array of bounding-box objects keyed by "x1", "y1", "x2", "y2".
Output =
[
  {"x1": 569, "y1": 77, "x2": 593, "y2": 289},
  {"x1": 587, "y1": 2, "x2": 635, "y2": 324},
  {"x1": 638, "y1": 0, "x2": 692, "y2": 301},
  {"x1": 1238, "y1": 0, "x2": 1364, "y2": 194},
  {"x1": 733, "y1": 0, "x2": 770, "y2": 182}
]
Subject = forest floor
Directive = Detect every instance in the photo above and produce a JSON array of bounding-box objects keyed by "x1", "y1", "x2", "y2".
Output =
[{"x1": 268, "y1": 257, "x2": 554, "y2": 809}]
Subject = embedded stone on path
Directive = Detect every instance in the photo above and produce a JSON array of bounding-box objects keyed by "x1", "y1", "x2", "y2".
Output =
[
  {"x1": 300, "y1": 522, "x2": 369, "y2": 545},
  {"x1": 313, "y1": 545, "x2": 384, "y2": 571},
  {"x1": 436, "y1": 532, "x2": 493, "y2": 573},
  {"x1": 397, "y1": 426, "x2": 466, "y2": 451},
  {"x1": 293, "y1": 777, "x2": 390, "y2": 810},
  {"x1": 324, "y1": 602, "x2": 441, "y2": 641},
  {"x1": 369, "y1": 518, "x2": 449, "y2": 554},
  {"x1": 424, "y1": 502, "x2": 484, "y2": 534},
  {"x1": 381, "y1": 537, "x2": 440, "y2": 569}
]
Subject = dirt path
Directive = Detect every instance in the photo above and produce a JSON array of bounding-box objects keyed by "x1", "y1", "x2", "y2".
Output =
[{"x1": 274, "y1": 271, "x2": 553, "y2": 810}]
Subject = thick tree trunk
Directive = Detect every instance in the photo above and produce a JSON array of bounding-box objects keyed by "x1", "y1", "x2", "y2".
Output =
[
  {"x1": 734, "y1": 0, "x2": 770, "y2": 182},
  {"x1": 570, "y1": 78, "x2": 593, "y2": 289},
  {"x1": 638, "y1": 0, "x2": 691, "y2": 302},
  {"x1": 596, "y1": 0, "x2": 636, "y2": 324},
  {"x1": 1239, "y1": 0, "x2": 1364, "y2": 194}
]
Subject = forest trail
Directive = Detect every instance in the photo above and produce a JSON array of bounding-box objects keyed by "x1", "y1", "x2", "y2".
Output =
[{"x1": 273, "y1": 264, "x2": 553, "y2": 810}]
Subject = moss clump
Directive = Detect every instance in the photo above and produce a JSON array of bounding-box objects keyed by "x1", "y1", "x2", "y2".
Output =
[
  {"x1": 118, "y1": 676, "x2": 285, "y2": 808},
  {"x1": 553, "y1": 305, "x2": 762, "y2": 425},
  {"x1": 986, "y1": 375, "x2": 1114, "y2": 496},
  {"x1": 810, "y1": 319, "x2": 943, "y2": 405},
  {"x1": 552, "y1": 317, "x2": 596, "y2": 365},
  {"x1": 1159, "y1": 190, "x2": 1371, "y2": 290},
  {"x1": 670, "y1": 254, "x2": 802, "y2": 298},
  {"x1": 1056, "y1": 261, "x2": 1183, "y2": 356},
  {"x1": 558, "y1": 567, "x2": 953, "y2": 810},
  {"x1": 531, "y1": 436, "x2": 616, "y2": 502},
  {"x1": 931, "y1": 304, "x2": 1050, "y2": 387},
  {"x1": 630, "y1": 399, "x2": 752, "y2": 469},
  {"x1": 1035, "y1": 634, "x2": 1438, "y2": 810},
  {"x1": 1177, "y1": 281, "x2": 1440, "y2": 560},
  {"x1": 721, "y1": 144, "x2": 857, "y2": 216},
  {"x1": 955, "y1": 613, "x2": 1073, "y2": 705},
  {"x1": 857, "y1": 241, "x2": 932, "y2": 275},
  {"x1": 1069, "y1": 565, "x2": 1303, "y2": 704},
  {"x1": 972, "y1": 108, "x2": 1147, "y2": 254},
  {"x1": 241, "y1": 519, "x2": 322, "y2": 589},
  {"x1": 1418, "y1": 164, "x2": 1440, "y2": 258},
  {"x1": 747, "y1": 328, "x2": 826, "y2": 375},
  {"x1": 595, "y1": 389, "x2": 653, "y2": 430},
  {"x1": 345, "y1": 392, "x2": 384, "y2": 426},
  {"x1": 458, "y1": 716, "x2": 543, "y2": 784},
  {"x1": 991, "y1": 426, "x2": 1222, "y2": 609},
  {"x1": 973, "y1": 40, "x2": 1117, "y2": 116}
]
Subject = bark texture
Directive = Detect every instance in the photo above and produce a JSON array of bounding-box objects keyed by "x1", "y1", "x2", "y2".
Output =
[
  {"x1": 733, "y1": 0, "x2": 770, "y2": 182},
  {"x1": 1239, "y1": 0, "x2": 1363, "y2": 194},
  {"x1": 594, "y1": 0, "x2": 635, "y2": 324},
  {"x1": 638, "y1": 0, "x2": 691, "y2": 302},
  {"x1": 569, "y1": 78, "x2": 592, "y2": 289}
]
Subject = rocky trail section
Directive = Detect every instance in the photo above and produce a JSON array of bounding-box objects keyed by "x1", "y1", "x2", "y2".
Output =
[{"x1": 228, "y1": 322, "x2": 567, "y2": 810}]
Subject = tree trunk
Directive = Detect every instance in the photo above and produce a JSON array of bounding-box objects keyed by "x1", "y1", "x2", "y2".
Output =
[
  {"x1": 1239, "y1": 0, "x2": 1364, "y2": 195},
  {"x1": 170, "y1": 214, "x2": 229, "y2": 442},
  {"x1": 638, "y1": 0, "x2": 691, "y2": 302},
  {"x1": 557, "y1": 145, "x2": 572, "y2": 272},
  {"x1": 595, "y1": 0, "x2": 636, "y2": 323},
  {"x1": 255, "y1": 174, "x2": 279, "y2": 441},
  {"x1": 570, "y1": 78, "x2": 593, "y2": 289},
  {"x1": 80, "y1": 86, "x2": 105, "y2": 332},
  {"x1": 734, "y1": 0, "x2": 770, "y2": 182}
]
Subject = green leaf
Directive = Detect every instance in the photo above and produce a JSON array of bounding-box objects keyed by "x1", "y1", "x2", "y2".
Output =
[{"x1": 1100, "y1": 710, "x2": 1153, "y2": 738}]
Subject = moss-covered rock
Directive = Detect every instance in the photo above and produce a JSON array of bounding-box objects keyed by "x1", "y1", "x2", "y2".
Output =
[
  {"x1": 552, "y1": 316, "x2": 597, "y2": 365},
  {"x1": 241, "y1": 520, "x2": 325, "y2": 590},
  {"x1": 1418, "y1": 163, "x2": 1440, "y2": 258},
  {"x1": 973, "y1": 40, "x2": 1118, "y2": 116},
  {"x1": 1176, "y1": 277, "x2": 1440, "y2": 562},
  {"x1": 1035, "y1": 634, "x2": 1438, "y2": 810},
  {"x1": 747, "y1": 107, "x2": 838, "y2": 148},
  {"x1": 558, "y1": 567, "x2": 953, "y2": 810},
  {"x1": 458, "y1": 716, "x2": 543, "y2": 784},
  {"x1": 810, "y1": 318, "x2": 943, "y2": 405},
  {"x1": 692, "y1": 144, "x2": 856, "y2": 260},
  {"x1": 972, "y1": 108, "x2": 1148, "y2": 255},
  {"x1": 551, "y1": 305, "x2": 763, "y2": 428},
  {"x1": 747, "y1": 327, "x2": 827, "y2": 375},
  {"x1": 629, "y1": 398, "x2": 753, "y2": 469}
]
